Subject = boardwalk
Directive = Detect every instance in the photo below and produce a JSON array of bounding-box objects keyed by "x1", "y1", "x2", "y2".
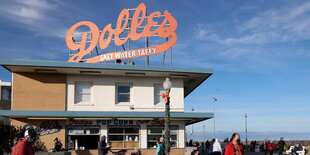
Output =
[{"x1": 185, "y1": 147, "x2": 282, "y2": 155}]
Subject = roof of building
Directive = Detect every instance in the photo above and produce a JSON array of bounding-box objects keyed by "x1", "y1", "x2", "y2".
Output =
[
  {"x1": 0, "y1": 59, "x2": 213, "y2": 97},
  {"x1": 0, "y1": 110, "x2": 213, "y2": 125}
]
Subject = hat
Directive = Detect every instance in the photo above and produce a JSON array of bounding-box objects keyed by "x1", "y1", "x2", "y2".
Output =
[{"x1": 24, "y1": 130, "x2": 29, "y2": 137}]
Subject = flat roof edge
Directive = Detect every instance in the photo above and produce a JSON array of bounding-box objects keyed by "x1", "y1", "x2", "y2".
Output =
[
  {"x1": 0, "y1": 110, "x2": 214, "y2": 119},
  {"x1": 0, "y1": 59, "x2": 214, "y2": 74}
]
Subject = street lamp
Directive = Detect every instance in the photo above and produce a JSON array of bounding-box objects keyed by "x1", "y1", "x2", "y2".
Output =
[
  {"x1": 244, "y1": 113, "x2": 248, "y2": 149},
  {"x1": 212, "y1": 97, "x2": 217, "y2": 138},
  {"x1": 191, "y1": 107, "x2": 194, "y2": 137},
  {"x1": 203, "y1": 124, "x2": 206, "y2": 142},
  {"x1": 162, "y1": 78, "x2": 172, "y2": 155}
]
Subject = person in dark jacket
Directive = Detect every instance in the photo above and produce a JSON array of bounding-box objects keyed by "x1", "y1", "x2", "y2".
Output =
[
  {"x1": 205, "y1": 140, "x2": 210, "y2": 153},
  {"x1": 98, "y1": 135, "x2": 107, "y2": 155},
  {"x1": 12, "y1": 130, "x2": 35, "y2": 155},
  {"x1": 104, "y1": 142, "x2": 114, "y2": 154},
  {"x1": 53, "y1": 137, "x2": 63, "y2": 152},
  {"x1": 277, "y1": 137, "x2": 286, "y2": 155},
  {"x1": 225, "y1": 133, "x2": 244, "y2": 155},
  {"x1": 160, "y1": 137, "x2": 166, "y2": 155}
]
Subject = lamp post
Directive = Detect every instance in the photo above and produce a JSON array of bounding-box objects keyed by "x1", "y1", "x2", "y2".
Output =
[
  {"x1": 212, "y1": 97, "x2": 217, "y2": 138},
  {"x1": 203, "y1": 124, "x2": 206, "y2": 142},
  {"x1": 244, "y1": 113, "x2": 248, "y2": 149},
  {"x1": 191, "y1": 107, "x2": 194, "y2": 137},
  {"x1": 162, "y1": 78, "x2": 172, "y2": 155}
]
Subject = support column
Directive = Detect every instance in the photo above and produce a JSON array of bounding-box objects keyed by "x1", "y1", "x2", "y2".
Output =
[
  {"x1": 178, "y1": 122, "x2": 185, "y2": 148},
  {"x1": 140, "y1": 123, "x2": 148, "y2": 149}
]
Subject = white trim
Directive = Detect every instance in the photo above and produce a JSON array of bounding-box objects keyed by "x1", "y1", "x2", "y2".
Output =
[{"x1": 11, "y1": 74, "x2": 14, "y2": 110}]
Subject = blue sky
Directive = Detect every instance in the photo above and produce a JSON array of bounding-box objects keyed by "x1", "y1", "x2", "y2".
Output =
[{"x1": 0, "y1": 0, "x2": 309, "y2": 140}]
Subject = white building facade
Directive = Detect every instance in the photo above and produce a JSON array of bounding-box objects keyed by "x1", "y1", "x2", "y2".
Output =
[{"x1": 0, "y1": 59, "x2": 213, "y2": 154}]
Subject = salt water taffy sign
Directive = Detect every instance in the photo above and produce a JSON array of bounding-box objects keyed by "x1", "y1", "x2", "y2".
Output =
[{"x1": 66, "y1": 3, "x2": 178, "y2": 63}]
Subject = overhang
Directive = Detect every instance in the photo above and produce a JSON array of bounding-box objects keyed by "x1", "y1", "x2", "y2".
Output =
[
  {"x1": 0, "y1": 59, "x2": 213, "y2": 97},
  {"x1": 0, "y1": 110, "x2": 213, "y2": 125}
]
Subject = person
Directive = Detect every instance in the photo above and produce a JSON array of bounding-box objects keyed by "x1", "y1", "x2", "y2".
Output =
[
  {"x1": 53, "y1": 137, "x2": 63, "y2": 152},
  {"x1": 267, "y1": 141, "x2": 276, "y2": 155},
  {"x1": 253, "y1": 141, "x2": 257, "y2": 152},
  {"x1": 293, "y1": 143, "x2": 303, "y2": 155},
  {"x1": 197, "y1": 142, "x2": 206, "y2": 155},
  {"x1": 12, "y1": 130, "x2": 35, "y2": 155},
  {"x1": 277, "y1": 137, "x2": 286, "y2": 155},
  {"x1": 189, "y1": 139, "x2": 193, "y2": 147},
  {"x1": 250, "y1": 141, "x2": 254, "y2": 152},
  {"x1": 209, "y1": 140, "x2": 214, "y2": 154},
  {"x1": 223, "y1": 138, "x2": 229, "y2": 154},
  {"x1": 210, "y1": 139, "x2": 215, "y2": 153},
  {"x1": 212, "y1": 139, "x2": 222, "y2": 155},
  {"x1": 205, "y1": 140, "x2": 210, "y2": 153},
  {"x1": 156, "y1": 140, "x2": 164, "y2": 155},
  {"x1": 98, "y1": 135, "x2": 107, "y2": 155},
  {"x1": 191, "y1": 149, "x2": 199, "y2": 155},
  {"x1": 224, "y1": 133, "x2": 244, "y2": 155},
  {"x1": 131, "y1": 148, "x2": 142, "y2": 155},
  {"x1": 262, "y1": 141, "x2": 268, "y2": 155},
  {"x1": 160, "y1": 137, "x2": 166, "y2": 155},
  {"x1": 104, "y1": 142, "x2": 114, "y2": 154}
]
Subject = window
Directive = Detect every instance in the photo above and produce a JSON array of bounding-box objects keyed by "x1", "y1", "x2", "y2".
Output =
[
  {"x1": 154, "y1": 84, "x2": 165, "y2": 105},
  {"x1": 116, "y1": 84, "x2": 132, "y2": 103},
  {"x1": 1, "y1": 86, "x2": 11, "y2": 100},
  {"x1": 75, "y1": 82, "x2": 92, "y2": 103},
  {"x1": 109, "y1": 127, "x2": 140, "y2": 148},
  {"x1": 67, "y1": 126, "x2": 100, "y2": 150},
  {"x1": 147, "y1": 126, "x2": 178, "y2": 148}
]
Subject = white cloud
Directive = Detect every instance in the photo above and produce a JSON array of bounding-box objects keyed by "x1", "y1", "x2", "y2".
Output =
[
  {"x1": 195, "y1": 1, "x2": 310, "y2": 45},
  {"x1": 15, "y1": 0, "x2": 54, "y2": 9},
  {"x1": 187, "y1": 1, "x2": 310, "y2": 73},
  {"x1": 0, "y1": 0, "x2": 66, "y2": 38},
  {"x1": 236, "y1": 1, "x2": 310, "y2": 43}
]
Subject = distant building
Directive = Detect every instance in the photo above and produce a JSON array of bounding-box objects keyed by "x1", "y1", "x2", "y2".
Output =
[{"x1": 0, "y1": 59, "x2": 214, "y2": 154}]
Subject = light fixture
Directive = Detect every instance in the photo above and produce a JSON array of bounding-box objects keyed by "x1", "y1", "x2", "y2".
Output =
[
  {"x1": 163, "y1": 78, "x2": 172, "y2": 91},
  {"x1": 27, "y1": 117, "x2": 68, "y2": 120},
  {"x1": 125, "y1": 72, "x2": 145, "y2": 76},
  {"x1": 34, "y1": 69, "x2": 57, "y2": 73},
  {"x1": 117, "y1": 118, "x2": 153, "y2": 120},
  {"x1": 72, "y1": 118, "x2": 112, "y2": 120},
  {"x1": 80, "y1": 71, "x2": 101, "y2": 74},
  {"x1": 169, "y1": 74, "x2": 189, "y2": 78}
]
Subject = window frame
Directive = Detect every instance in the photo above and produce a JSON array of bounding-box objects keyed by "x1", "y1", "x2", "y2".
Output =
[
  {"x1": 108, "y1": 127, "x2": 140, "y2": 149},
  {"x1": 1, "y1": 86, "x2": 11, "y2": 101},
  {"x1": 115, "y1": 83, "x2": 132, "y2": 104},
  {"x1": 147, "y1": 126, "x2": 179, "y2": 148},
  {"x1": 154, "y1": 84, "x2": 165, "y2": 106},
  {"x1": 74, "y1": 81, "x2": 93, "y2": 105}
]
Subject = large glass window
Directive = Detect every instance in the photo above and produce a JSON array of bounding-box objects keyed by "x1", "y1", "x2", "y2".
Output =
[
  {"x1": 67, "y1": 126, "x2": 100, "y2": 150},
  {"x1": 108, "y1": 127, "x2": 139, "y2": 148},
  {"x1": 1, "y1": 86, "x2": 11, "y2": 100},
  {"x1": 116, "y1": 84, "x2": 132, "y2": 103},
  {"x1": 147, "y1": 126, "x2": 178, "y2": 148},
  {"x1": 75, "y1": 82, "x2": 92, "y2": 103},
  {"x1": 154, "y1": 84, "x2": 165, "y2": 105}
]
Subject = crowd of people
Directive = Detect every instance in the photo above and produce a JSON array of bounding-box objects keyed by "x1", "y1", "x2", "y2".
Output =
[
  {"x1": 188, "y1": 133, "x2": 244, "y2": 155},
  {"x1": 10, "y1": 130, "x2": 305, "y2": 155},
  {"x1": 186, "y1": 134, "x2": 304, "y2": 155}
]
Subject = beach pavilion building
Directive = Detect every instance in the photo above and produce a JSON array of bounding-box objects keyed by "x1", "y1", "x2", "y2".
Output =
[{"x1": 0, "y1": 59, "x2": 213, "y2": 154}]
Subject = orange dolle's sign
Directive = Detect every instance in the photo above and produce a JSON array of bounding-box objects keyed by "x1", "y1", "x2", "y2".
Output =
[{"x1": 66, "y1": 3, "x2": 178, "y2": 63}]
